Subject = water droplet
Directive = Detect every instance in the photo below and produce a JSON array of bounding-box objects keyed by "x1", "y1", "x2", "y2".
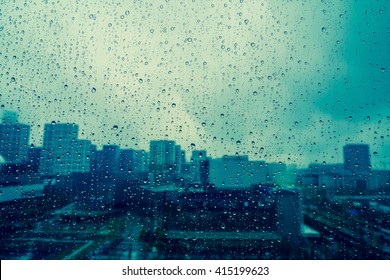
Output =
[
  {"x1": 381, "y1": 68, "x2": 386, "y2": 73},
  {"x1": 190, "y1": 143, "x2": 196, "y2": 149},
  {"x1": 322, "y1": 27, "x2": 327, "y2": 32},
  {"x1": 171, "y1": 103, "x2": 176, "y2": 108},
  {"x1": 91, "y1": 87, "x2": 96, "y2": 93},
  {"x1": 112, "y1": 125, "x2": 118, "y2": 130}
]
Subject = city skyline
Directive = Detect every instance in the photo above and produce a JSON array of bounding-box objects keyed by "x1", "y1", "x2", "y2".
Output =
[{"x1": 0, "y1": 113, "x2": 387, "y2": 171}]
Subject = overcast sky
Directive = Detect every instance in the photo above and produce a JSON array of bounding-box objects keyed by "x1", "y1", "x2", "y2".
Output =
[{"x1": 1, "y1": 0, "x2": 389, "y2": 168}]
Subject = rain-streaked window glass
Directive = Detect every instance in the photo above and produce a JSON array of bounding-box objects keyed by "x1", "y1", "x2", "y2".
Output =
[{"x1": 0, "y1": 1, "x2": 389, "y2": 260}]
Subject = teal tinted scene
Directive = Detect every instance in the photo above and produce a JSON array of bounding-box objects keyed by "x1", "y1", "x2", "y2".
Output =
[{"x1": 0, "y1": 1, "x2": 389, "y2": 259}]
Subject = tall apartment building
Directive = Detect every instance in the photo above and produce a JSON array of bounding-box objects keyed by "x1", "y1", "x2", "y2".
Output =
[
  {"x1": 0, "y1": 112, "x2": 30, "y2": 164},
  {"x1": 40, "y1": 123, "x2": 91, "y2": 175}
]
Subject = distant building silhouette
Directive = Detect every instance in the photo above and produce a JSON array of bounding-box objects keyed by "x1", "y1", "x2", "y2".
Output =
[
  {"x1": 76, "y1": 140, "x2": 92, "y2": 173},
  {"x1": 27, "y1": 146, "x2": 42, "y2": 173},
  {"x1": 175, "y1": 145, "x2": 186, "y2": 176},
  {"x1": 149, "y1": 140, "x2": 176, "y2": 167},
  {"x1": 133, "y1": 149, "x2": 149, "y2": 173},
  {"x1": 149, "y1": 140, "x2": 180, "y2": 185},
  {"x1": 0, "y1": 111, "x2": 30, "y2": 164},
  {"x1": 190, "y1": 150, "x2": 209, "y2": 184},
  {"x1": 98, "y1": 145, "x2": 120, "y2": 174},
  {"x1": 40, "y1": 123, "x2": 91, "y2": 176},
  {"x1": 119, "y1": 148, "x2": 135, "y2": 173},
  {"x1": 209, "y1": 155, "x2": 267, "y2": 189},
  {"x1": 266, "y1": 162, "x2": 287, "y2": 184},
  {"x1": 118, "y1": 149, "x2": 150, "y2": 186}
]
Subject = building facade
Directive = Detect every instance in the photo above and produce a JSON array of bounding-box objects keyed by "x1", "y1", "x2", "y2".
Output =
[
  {"x1": 40, "y1": 123, "x2": 91, "y2": 176},
  {"x1": 0, "y1": 116, "x2": 30, "y2": 164}
]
